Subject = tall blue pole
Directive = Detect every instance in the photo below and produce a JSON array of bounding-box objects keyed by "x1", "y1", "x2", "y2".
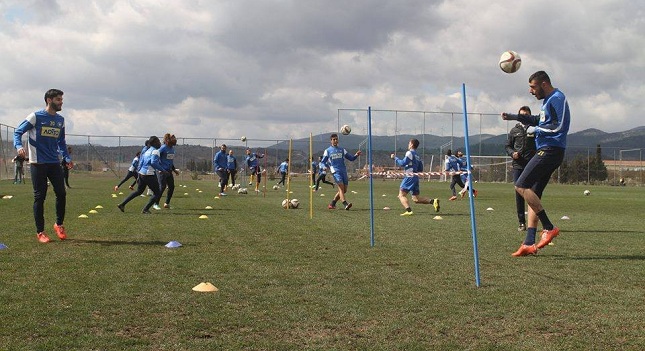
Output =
[
  {"x1": 461, "y1": 84, "x2": 482, "y2": 287},
  {"x1": 368, "y1": 107, "x2": 375, "y2": 247}
]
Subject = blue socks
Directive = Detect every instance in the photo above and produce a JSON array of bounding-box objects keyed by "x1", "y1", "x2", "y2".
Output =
[{"x1": 524, "y1": 227, "x2": 537, "y2": 246}]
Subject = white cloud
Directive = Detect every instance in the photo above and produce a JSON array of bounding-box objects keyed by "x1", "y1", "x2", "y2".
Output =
[{"x1": 0, "y1": 0, "x2": 643, "y2": 147}]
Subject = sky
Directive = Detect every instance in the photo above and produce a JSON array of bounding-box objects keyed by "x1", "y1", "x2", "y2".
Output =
[{"x1": 0, "y1": 0, "x2": 643, "y2": 147}]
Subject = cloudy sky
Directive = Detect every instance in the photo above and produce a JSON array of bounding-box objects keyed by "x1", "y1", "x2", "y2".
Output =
[{"x1": 0, "y1": 0, "x2": 643, "y2": 146}]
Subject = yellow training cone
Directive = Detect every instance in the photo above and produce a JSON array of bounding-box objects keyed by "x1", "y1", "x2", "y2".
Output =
[
  {"x1": 184, "y1": 193, "x2": 189, "y2": 196},
  {"x1": 433, "y1": 216, "x2": 443, "y2": 220},
  {"x1": 119, "y1": 192, "x2": 124, "y2": 195},
  {"x1": 2, "y1": 195, "x2": 13, "y2": 199},
  {"x1": 111, "y1": 194, "x2": 118, "y2": 198},
  {"x1": 205, "y1": 206, "x2": 213, "y2": 210},
  {"x1": 199, "y1": 215, "x2": 209, "y2": 219},
  {"x1": 89, "y1": 210, "x2": 99, "y2": 214},
  {"x1": 95, "y1": 205, "x2": 103, "y2": 209},
  {"x1": 192, "y1": 282, "x2": 219, "y2": 292},
  {"x1": 78, "y1": 214, "x2": 89, "y2": 218}
]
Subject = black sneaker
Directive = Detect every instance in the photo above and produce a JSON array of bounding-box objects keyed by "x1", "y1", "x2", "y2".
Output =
[
  {"x1": 518, "y1": 223, "x2": 526, "y2": 231},
  {"x1": 117, "y1": 204, "x2": 125, "y2": 212},
  {"x1": 142, "y1": 209, "x2": 152, "y2": 214},
  {"x1": 344, "y1": 202, "x2": 353, "y2": 210}
]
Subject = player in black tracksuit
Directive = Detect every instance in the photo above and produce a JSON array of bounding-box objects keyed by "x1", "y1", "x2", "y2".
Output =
[{"x1": 505, "y1": 106, "x2": 537, "y2": 231}]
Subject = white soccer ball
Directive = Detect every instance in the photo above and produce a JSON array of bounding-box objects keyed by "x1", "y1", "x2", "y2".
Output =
[
  {"x1": 240, "y1": 136, "x2": 247, "y2": 142},
  {"x1": 238, "y1": 187, "x2": 248, "y2": 194},
  {"x1": 499, "y1": 50, "x2": 522, "y2": 74},
  {"x1": 281, "y1": 199, "x2": 292, "y2": 209},
  {"x1": 290, "y1": 198, "x2": 300, "y2": 209},
  {"x1": 340, "y1": 124, "x2": 351, "y2": 135},
  {"x1": 583, "y1": 189, "x2": 591, "y2": 196},
  {"x1": 272, "y1": 184, "x2": 279, "y2": 190}
]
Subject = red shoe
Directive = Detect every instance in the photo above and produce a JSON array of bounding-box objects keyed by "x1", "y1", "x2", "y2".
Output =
[
  {"x1": 37, "y1": 232, "x2": 51, "y2": 243},
  {"x1": 511, "y1": 243, "x2": 537, "y2": 257},
  {"x1": 327, "y1": 204, "x2": 336, "y2": 209},
  {"x1": 53, "y1": 224, "x2": 67, "y2": 240},
  {"x1": 449, "y1": 195, "x2": 457, "y2": 201},
  {"x1": 537, "y1": 227, "x2": 559, "y2": 249}
]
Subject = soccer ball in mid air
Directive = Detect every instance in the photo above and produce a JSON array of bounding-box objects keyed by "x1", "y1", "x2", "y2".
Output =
[
  {"x1": 241, "y1": 136, "x2": 247, "y2": 142},
  {"x1": 499, "y1": 50, "x2": 522, "y2": 74},
  {"x1": 583, "y1": 189, "x2": 591, "y2": 196},
  {"x1": 340, "y1": 124, "x2": 351, "y2": 135}
]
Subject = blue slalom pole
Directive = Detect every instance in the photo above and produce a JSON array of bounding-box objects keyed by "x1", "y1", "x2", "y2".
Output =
[
  {"x1": 461, "y1": 84, "x2": 482, "y2": 287},
  {"x1": 368, "y1": 106, "x2": 375, "y2": 247}
]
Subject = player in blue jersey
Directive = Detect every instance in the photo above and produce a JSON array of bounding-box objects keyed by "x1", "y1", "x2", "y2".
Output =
[
  {"x1": 502, "y1": 71, "x2": 570, "y2": 256},
  {"x1": 214, "y1": 144, "x2": 228, "y2": 196},
  {"x1": 13, "y1": 89, "x2": 72, "y2": 243},
  {"x1": 154, "y1": 134, "x2": 179, "y2": 209},
  {"x1": 245, "y1": 149, "x2": 265, "y2": 192},
  {"x1": 314, "y1": 156, "x2": 334, "y2": 191},
  {"x1": 320, "y1": 133, "x2": 361, "y2": 210},
  {"x1": 310, "y1": 157, "x2": 318, "y2": 186},
  {"x1": 391, "y1": 138, "x2": 440, "y2": 216},
  {"x1": 227, "y1": 150, "x2": 238, "y2": 188},
  {"x1": 117, "y1": 136, "x2": 164, "y2": 214},
  {"x1": 445, "y1": 149, "x2": 465, "y2": 200},
  {"x1": 505, "y1": 106, "x2": 537, "y2": 231},
  {"x1": 456, "y1": 151, "x2": 477, "y2": 198},
  {"x1": 115, "y1": 151, "x2": 141, "y2": 192},
  {"x1": 276, "y1": 158, "x2": 289, "y2": 186}
]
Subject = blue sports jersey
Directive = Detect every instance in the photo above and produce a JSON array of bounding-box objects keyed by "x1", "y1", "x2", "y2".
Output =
[
  {"x1": 394, "y1": 150, "x2": 422, "y2": 175},
  {"x1": 311, "y1": 161, "x2": 318, "y2": 173},
  {"x1": 278, "y1": 161, "x2": 288, "y2": 173},
  {"x1": 138, "y1": 146, "x2": 163, "y2": 175},
  {"x1": 128, "y1": 156, "x2": 139, "y2": 172},
  {"x1": 318, "y1": 161, "x2": 329, "y2": 175},
  {"x1": 137, "y1": 145, "x2": 149, "y2": 172},
  {"x1": 14, "y1": 109, "x2": 71, "y2": 164},
  {"x1": 158, "y1": 144, "x2": 175, "y2": 171},
  {"x1": 213, "y1": 150, "x2": 227, "y2": 171},
  {"x1": 246, "y1": 153, "x2": 262, "y2": 168},
  {"x1": 516, "y1": 89, "x2": 570, "y2": 149},
  {"x1": 227, "y1": 154, "x2": 237, "y2": 170},
  {"x1": 445, "y1": 155, "x2": 460, "y2": 172},
  {"x1": 320, "y1": 146, "x2": 358, "y2": 174}
]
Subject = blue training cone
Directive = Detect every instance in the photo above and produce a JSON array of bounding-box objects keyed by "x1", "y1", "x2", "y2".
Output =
[
  {"x1": 165, "y1": 241, "x2": 182, "y2": 248},
  {"x1": 0, "y1": 243, "x2": 8, "y2": 250}
]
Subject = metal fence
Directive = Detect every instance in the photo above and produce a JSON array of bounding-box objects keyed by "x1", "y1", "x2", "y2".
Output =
[{"x1": 2, "y1": 122, "x2": 643, "y2": 185}]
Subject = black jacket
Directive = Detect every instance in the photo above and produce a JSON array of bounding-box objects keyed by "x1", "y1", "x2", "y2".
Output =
[{"x1": 505, "y1": 123, "x2": 536, "y2": 170}]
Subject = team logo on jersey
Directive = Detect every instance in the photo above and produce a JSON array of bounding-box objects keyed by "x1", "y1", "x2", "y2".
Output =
[
  {"x1": 539, "y1": 110, "x2": 546, "y2": 122},
  {"x1": 167, "y1": 154, "x2": 174, "y2": 159},
  {"x1": 41, "y1": 126, "x2": 61, "y2": 138}
]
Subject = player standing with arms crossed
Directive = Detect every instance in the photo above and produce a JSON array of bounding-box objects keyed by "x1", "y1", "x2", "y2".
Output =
[
  {"x1": 14, "y1": 89, "x2": 73, "y2": 243},
  {"x1": 502, "y1": 71, "x2": 570, "y2": 256},
  {"x1": 320, "y1": 133, "x2": 361, "y2": 210}
]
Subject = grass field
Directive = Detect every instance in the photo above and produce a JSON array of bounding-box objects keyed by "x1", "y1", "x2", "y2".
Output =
[{"x1": 1, "y1": 174, "x2": 643, "y2": 350}]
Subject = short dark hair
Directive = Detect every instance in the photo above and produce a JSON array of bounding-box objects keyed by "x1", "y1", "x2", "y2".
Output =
[
  {"x1": 330, "y1": 133, "x2": 338, "y2": 139},
  {"x1": 518, "y1": 106, "x2": 532, "y2": 114},
  {"x1": 529, "y1": 71, "x2": 550, "y2": 85},
  {"x1": 44, "y1": 89, "x2": 63, "y2": 103},
  {"x1": 446, "y1": 149, "x2": 452, "y2": 156},
  {"x1": 410, "y1": 138, "x2": 419, "y2": 149}
]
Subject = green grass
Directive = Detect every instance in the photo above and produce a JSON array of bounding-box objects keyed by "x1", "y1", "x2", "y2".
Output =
[{"x1": 1, "y1": 174, "x2": 644, "y2": 350}]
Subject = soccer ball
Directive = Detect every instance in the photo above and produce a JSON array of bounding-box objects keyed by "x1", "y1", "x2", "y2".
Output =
[
  {"x1": 272, "y1": 185, "x2": 279, "y2": 190},
  {"x1": 583, "y1": 189, "x2": 591, "y2": 196},
  {"x1": 290, "y1": 198, "x2": 300, "y2": 209},
  {"x1": 240, "y1": 136, "x2": 247, "y2": 142},
  {"x1": 340, "y1": 124, "x2": 351, "y2": 135},
  {"x1": 281, "y1": 199, "x2": 292, "y2": 209},
  {"x1": 238, "y1": 187, "x2": 248, "y2": 194},
  {"x1": 499, "y1": 50, "x2": 522, "y2": 74}
]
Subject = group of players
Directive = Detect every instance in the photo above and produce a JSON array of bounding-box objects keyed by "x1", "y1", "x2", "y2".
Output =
[{"x1": 13, "y1": 70, "x2": 569, "y2": 258}]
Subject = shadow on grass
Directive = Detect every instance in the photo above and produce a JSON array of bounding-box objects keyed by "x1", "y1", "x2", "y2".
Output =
[{"x1": 67, "y1": 239, "x2": 171, "y2": 246}]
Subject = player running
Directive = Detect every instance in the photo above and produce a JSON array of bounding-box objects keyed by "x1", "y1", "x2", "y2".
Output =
[{"x1": 391, "y1": 138, "x2": 439, "y2": 216}]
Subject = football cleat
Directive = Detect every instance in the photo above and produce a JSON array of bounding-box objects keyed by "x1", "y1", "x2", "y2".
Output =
[
  {"x1": 53, "y1": 224, "x2": 67, "y2": 240},
  {"x1": 511, "y1": 243, "x2": 538, "y2": 257},
  {"x1": 433, "y1": 199, "x2": 440, "y2": 212},
  {"x1": 400, "y1": 211, "x2": 414, "y2": 216},
  {"x1": 37, "y1": 232, "x2": 51, "y2": 243},
  {"x1": 537, "y1": 227, "x2": 560, "y2": 249}
]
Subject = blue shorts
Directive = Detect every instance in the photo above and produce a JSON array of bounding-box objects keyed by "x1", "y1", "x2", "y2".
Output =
[
  {"x1": 400, "y1": 176, "x2": 420, "y2": 195},
  {"x1": 516, "y1": 147, "x2": 565, "y2": 198},
  {"x1": 332, "y1": 171, "x2": 349, "y2": 186}
]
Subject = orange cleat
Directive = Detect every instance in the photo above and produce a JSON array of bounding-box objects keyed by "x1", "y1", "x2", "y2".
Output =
[
  {"x1": 511, "y1": 243, "x2": 537, "y2": 257},
  {"x1": 327, "y1": 204, "x2": 336, "y2": 210},
  {"x1": 37, "y1": 232, "x2": 51, "y2": 243},
  {"x1": 537, "y1": 227, "x2": 559, "y2": 249},
  {"x1": 53, "y1": 224, "x2": 67, "y2": 240},
  {"x1": 449, "y1": 195, "x2": 457, "y2": 201}
]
